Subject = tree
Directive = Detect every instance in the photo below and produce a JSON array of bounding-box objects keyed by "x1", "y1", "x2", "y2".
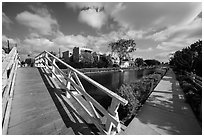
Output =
[
  {"x1": 92, "y1": 52, "x2": 99, "y2": 67},
  {"x1": 144, "y1": 59, "x2": 160, "y2": 66},
  {"x1": 109, "y1": 39, "x2": 136, "y2": 65},
  {"x1": 134, "y1": 58, "x2": 144, "y2": 67},
  {"x1": 98, "y1": 54, "x2": 113, "y2": 68},
  {"x1": 169, "y1": 40, "x2": 202, "y2": 76},
  {"x1": 80, "y1": 52, "x2": 94, "y2": 68}
]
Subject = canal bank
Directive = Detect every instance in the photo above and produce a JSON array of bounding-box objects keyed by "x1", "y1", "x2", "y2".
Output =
[{"x1": 77, "y1": 66, "x2": 157, "y2": 74}]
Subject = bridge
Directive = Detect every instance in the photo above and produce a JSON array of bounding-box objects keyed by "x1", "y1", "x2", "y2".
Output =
[{"x1": 2, "y1": 47, "x2": 202, "y2": 135}]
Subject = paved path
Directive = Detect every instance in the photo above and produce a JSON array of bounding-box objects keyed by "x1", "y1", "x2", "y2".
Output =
[
  {"x1": 122, "y1": 68, "x2": 201, "y2": 135},
  {"x1": 7, "y1": 67, "x2": 97, "y2": 135}
]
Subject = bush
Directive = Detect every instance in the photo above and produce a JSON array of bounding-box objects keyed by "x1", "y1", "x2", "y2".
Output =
[
  {"x1": 174, "y1": 73, "x2": 202, "y2": 124},
  {"x1": 116, "y1": 71, "x2": 165, "y2": 125},
  {"x1": 117, "y1": 83, "x2": 141, "y2": 123}
]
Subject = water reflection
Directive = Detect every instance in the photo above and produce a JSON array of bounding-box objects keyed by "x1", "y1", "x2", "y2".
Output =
[{"x1": 79, "y1": 68, "x2": 155, "y2": 109}]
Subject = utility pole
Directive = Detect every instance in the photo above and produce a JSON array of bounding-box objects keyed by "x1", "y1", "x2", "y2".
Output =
[
  {"x1": 59, "y1": 48, "x2": 61, "y2": 58},
  {"x1": 7, "y1": 40, "x2": 10, "y2": 53}
]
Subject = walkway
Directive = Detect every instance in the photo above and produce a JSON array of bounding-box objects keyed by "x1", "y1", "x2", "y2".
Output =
[
  {"x1": 121, "y1": 68, "x2": 201, "y2": 135},
  {"x1": 7, "y1": 67, "x2": 98, "y2": 135}
]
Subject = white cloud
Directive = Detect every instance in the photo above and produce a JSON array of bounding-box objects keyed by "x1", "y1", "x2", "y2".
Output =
[
  {"x1": 154, "y1": 16, "x2": 201, "y2": 52},
  {"x1": 155, "y1": 51, "x2": 174, "y2": 62},
  {"x1": 66, "y1": 2, "x2": 108, "y2": 29},
  {"x1": 136, "y1": 47, "x2": 153, "y2": 52},
  {"x1": 19, "y1": 38, "x2": 54, "y2": 56},
  {"x1": 16, "y1": 10, "x2": 58, "y2": 36},
  {"x1": 156, "y1": 42, "x2": 186, "y2": 51},
  {"x1": 78, "y1": 9, "x2": 107, "y2": 29},
  {"x1": 2, "y1": 12, "x2": 12, "y2": 29},
  {"x1": 66, "y1": 2, "x2": 104, "y2": 10},
  {"x1": 53, "y1": 34, "x2": 89, "y2": 51},
  {"x1": 150, "y1": 17, "x2": 202, "y2": 42},
  {"x1": 106, "y1": 3, "x2": 201, "y2": 30}
]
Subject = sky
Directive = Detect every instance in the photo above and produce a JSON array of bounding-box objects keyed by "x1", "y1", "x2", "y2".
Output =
[{"x1": 2, "y1": 2, "x2": 202, "y2": 62}]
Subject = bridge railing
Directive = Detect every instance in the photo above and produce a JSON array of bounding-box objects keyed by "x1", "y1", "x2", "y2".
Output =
[
  {"x1": 35, "y1": 51, "x2": 128, "y2": 135},
  {"x1": 2, "y1": 47, "x2": 19, "y2": 134}
]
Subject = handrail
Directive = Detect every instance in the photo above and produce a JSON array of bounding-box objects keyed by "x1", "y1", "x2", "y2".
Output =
[
  {"x1": 35, "y1": 51, "x2": 128, "y2": 135},
  {"x1": 36, "y1": 51, "x2": 128, "y2": 105},
  {"x1": 2, "y1": 47, "x2": 19, "y2": 134}
]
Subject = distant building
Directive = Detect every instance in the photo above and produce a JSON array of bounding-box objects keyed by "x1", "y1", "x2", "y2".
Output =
[
  {"x1": 73, "y1": 47, "x2": 93, "y2": 62},
  {"x1": 111, "y1": 52, "x2": 120, "y2": 65},
  {"x1": 62, "y1": 50, "x2": 72, "y2": 63},
  {"x1": 120, "y1": 61, "x2": 130, "y2": 68}
]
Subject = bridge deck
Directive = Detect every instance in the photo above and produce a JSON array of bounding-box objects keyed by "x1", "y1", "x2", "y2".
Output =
[
  {"x1": 121, "y1": 68, "x2": 201, "y2": 135},
  {"x1": 7, "y1": 67, "x2": 97, "y2": 135}
]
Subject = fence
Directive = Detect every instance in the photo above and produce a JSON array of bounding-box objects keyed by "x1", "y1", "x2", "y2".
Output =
[
  {"x1": 2, "y1": 47, "x2": 19, "y2": 134},
  {"x1": 35, "y1": 51, "x2": 128, "y2": 135}
]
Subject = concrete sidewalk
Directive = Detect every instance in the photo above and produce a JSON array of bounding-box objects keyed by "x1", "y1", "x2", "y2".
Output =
[{"x1": 122, "y1": 68, "x2": 201, "y2": 135}]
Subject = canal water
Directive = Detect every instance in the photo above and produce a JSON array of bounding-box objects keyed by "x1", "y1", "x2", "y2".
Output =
[{"x1": 79, "y1": 68, "x2": 155, "y2": 109}]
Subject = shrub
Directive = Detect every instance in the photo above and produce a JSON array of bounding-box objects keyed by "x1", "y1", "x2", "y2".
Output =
[
  {"x1": 174, "y1": 72, "x2": 202, "y2": 125},
  {"x1": 116, "y1": 71, "x2": 165, "y2": 125},
  {"x1": 117, "y1": 83, "x2": 141, "y2": 123}
]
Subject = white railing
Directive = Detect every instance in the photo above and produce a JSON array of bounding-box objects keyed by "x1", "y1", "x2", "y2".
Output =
[
  {"x1": 35, "y1": 51, "x2": 128, "y2": 135},
  {"x1": 2, "y1": 47, "x2": 19, "y2": 134}
]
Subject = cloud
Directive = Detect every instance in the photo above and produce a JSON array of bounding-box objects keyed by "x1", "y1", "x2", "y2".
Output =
[
  {"x1": 16, "y1": 6, "x2": 59, "y2": 36},
  {"x1": 107, "y1": 2, "x2": 201, "y2": 30},
  {"x1": 19, "y1": 37, "x2": 54, "y2": 56},
  {"x1": 28, "y1": 3, "x2": 51, "y2": 17},
  {"x1": 150, "y1": 17, "x2": 202, "y2": 42},
  {"x1": 53, "y1": 34, "x2": 89, "y2": 51},
  {"x1": 154, "y1": 16, "x2": 201, "y2": 52},
  {"x1": 156, "y1": 42, "x2": 186, "y2": 51},
  {"x1": 154, "y1": 51, "x2": 175, "y2": 62},
  {"x1": 136, "y1": 47, "x2": 153, "y2": 52},
  {"x1": 66, "y1": 2, "x2": 104, "y2": 10},
  {"x1": 2, "y1": 12, "x2": 12, "y2": 29},
  {"x1": 66, "y1": 2, "x2": 108, "y2": 29},
  {"x1": 78, "y1": 9, "x2": 107, "y2": 29}
]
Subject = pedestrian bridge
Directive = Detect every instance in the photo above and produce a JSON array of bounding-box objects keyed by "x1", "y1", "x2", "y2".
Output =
[
  {"x1": 2, "y1": 47, "x2": 128, "y2": 135},
  {"x1": 2, "y1": 47, "x2": 202, "y2": 135}
]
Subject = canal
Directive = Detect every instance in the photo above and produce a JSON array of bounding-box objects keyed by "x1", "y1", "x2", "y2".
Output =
[{"x1": 79, "y1": 68, "x2": 156, "y2": 109}]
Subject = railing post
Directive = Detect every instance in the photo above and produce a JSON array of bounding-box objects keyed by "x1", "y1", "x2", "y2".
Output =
[
  {"x1": 106, "y1": 98, "x2": 121, "y2": 134},
  {"x1": 66, "y1": 69, "x2": 71, "y2": 98},
  {"x1": 45, "y1": 53, "x2": 48, "y2": 70},
  {"x1": 52, "y1": 58, "x2": 56, "y2": 78}
]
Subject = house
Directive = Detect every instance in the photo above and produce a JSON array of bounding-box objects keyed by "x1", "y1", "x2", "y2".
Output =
[
  {"x1": 120, "y1": 60, "x2": 130, "y2": 68},
  {"x1": 73, "y1": 47, "x2": 93, "y2": 62},
  {"x1": 62, "y1": 50, "x2": 72, "y2": 63}
]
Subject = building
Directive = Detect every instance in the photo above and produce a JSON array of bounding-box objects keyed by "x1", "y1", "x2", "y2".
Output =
[
  {"x1": 62, "y1": 50, "x2": 72, "y2": 63},
  {"x1": 111, "y1": 52, "x2": 120, "y2": 65},
  {"x1": 73, "y1": 47, "x2": 93, "y2": 62}
]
